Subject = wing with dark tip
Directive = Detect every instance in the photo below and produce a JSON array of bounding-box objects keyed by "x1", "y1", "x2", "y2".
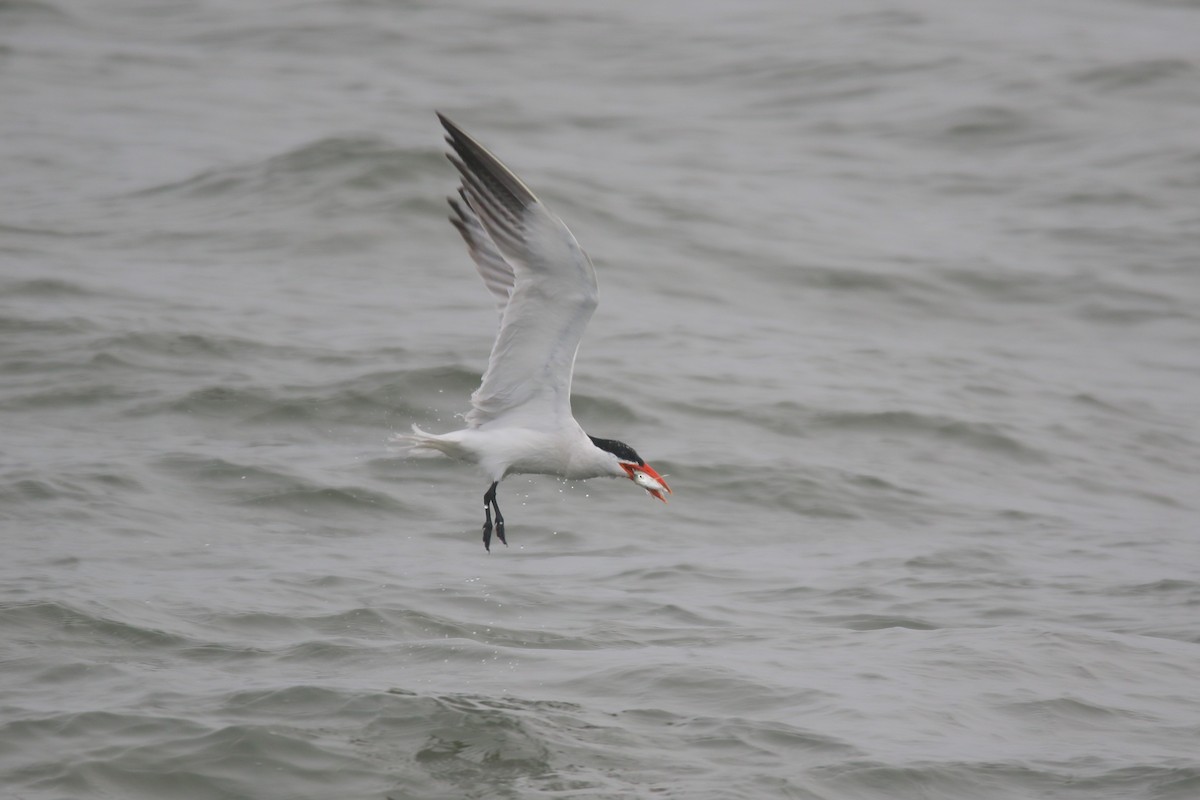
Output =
[
  {"x1": 437, "y1": 113, "x2": 599, "y2": 429},
  {"x1": 448, "y1": 190, "x2": 515, "y2": 311}
]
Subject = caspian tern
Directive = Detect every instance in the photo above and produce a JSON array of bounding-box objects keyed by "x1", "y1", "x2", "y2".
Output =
[{"x1": 393, "y1": 113, "x2": 671, "y2": 551}]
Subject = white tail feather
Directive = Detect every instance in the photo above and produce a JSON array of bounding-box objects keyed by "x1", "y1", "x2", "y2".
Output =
[{"x1": 389, "y1": 424, "x2": 466, "y2": 459}]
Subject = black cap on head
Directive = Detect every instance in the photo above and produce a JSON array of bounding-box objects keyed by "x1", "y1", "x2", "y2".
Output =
[{"x1": 588, "y1": 435, "x2": 644, "y2": 466}]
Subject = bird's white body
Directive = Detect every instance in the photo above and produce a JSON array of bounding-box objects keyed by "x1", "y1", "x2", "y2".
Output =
[
  {"x1": 394, "y1": 114, "x2": 670, "y2": 548},
  {"x1": 404, "y1": 422, "x2": 627, "y2": 484}
]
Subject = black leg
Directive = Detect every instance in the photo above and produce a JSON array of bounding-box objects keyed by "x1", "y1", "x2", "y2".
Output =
[
  {"x1": 482, "y1": 481, "x2": 505, "y2": 551},
  {"x1": 493, "y1": 495, "x2": 506, "y2": 548},
  {"x1": 482, "y1": 503, "x2": 493, "y2": 552}
]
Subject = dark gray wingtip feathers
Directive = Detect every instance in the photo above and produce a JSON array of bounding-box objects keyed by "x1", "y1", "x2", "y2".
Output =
[{"x1": 436, "y1": 112, "x2": 541, "y2": 218}]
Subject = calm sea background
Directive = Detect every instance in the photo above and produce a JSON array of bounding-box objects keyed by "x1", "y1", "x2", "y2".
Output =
[{"x1": 3, "y1": 1, "x2": 1200, "y2": 798}]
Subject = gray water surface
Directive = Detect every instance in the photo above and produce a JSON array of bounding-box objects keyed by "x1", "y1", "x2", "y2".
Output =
[{"x1": 3, "y1": 1, "x2": 1200, "y2": 798}]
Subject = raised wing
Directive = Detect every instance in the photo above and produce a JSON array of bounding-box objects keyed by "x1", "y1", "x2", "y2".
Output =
[{"x1": 438, "y1": 113, "x2": 599, "y2": 429}]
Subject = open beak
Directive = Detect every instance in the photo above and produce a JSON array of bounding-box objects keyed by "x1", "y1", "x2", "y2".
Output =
[{"x1": 622, "y1": 462, "x2": 672, "y2": 503}]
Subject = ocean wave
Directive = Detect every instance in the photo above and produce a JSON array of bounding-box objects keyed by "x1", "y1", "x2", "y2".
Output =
[
  {"x1": 127, "y1": 365, "x2": 480, "y2": 429},
  {"x1": 155, "y1": 453, "x2": 406, "y2": 516},
  {"x1": 0, "y1": 601, "x2": 190, "y2": 650},
  {"x1": 811, "y1": 614, "x2": 939, "y2": 631},
  {"x1": 0, "y1": 381, "x2": 146, "y2": 411},
  {"x1": 130, "y1": 136, "x2": 445, "y2": 209},
  {"x1": 0, "y1": 468, "x2": 145, "y2": 512},
  {"x1": 9, "y1": 684, "x2": 863, "y2": 800},
  {"x1": 813, "y1": 409, "x2": 1045, "y2": 460},
  {"x1": 684, "y1": 398, "x2": 1045, "y2": 464},
  {"x1": 94, "y1": 330, "x2": 316, "y2": 363},
  {"x1": 0, "y1": 313, "x2": 99, "y2": 337},
  {"x1": 1073, "y1": 58, "x2": 1198, "y2": 93},
  {"x1": 0, "y1": 0, "x2": 69, "y2": 26},
  {"x1": 1, "y1": 276, "x2": 96, "y2": 297}
]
